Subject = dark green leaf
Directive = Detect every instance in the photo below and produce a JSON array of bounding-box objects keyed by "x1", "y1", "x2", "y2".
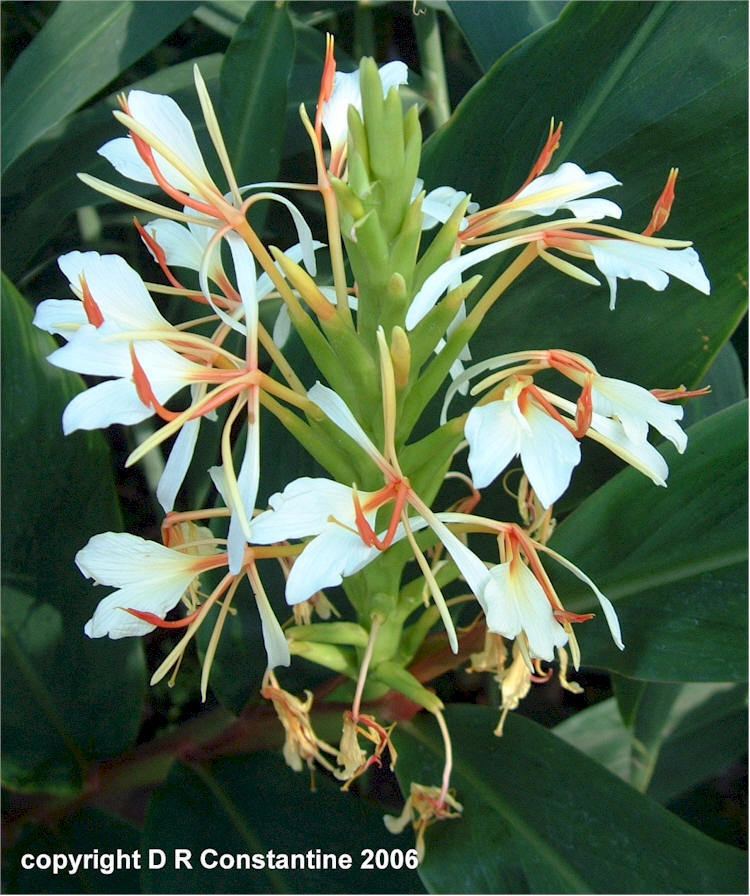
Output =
[
  {"x1": 683, "y1": 341, "x2": 746, "y2": 427},
  {"x1": 141, "y1": 753, "x2": 424, "y2": 893},
  {"x1": 3, "y1": 808, "x2": 141, "y2": 894},
  {"x1": 220, "y1": 3, "x2": 295, "y2": 193},
  {"x1": 423, "y1": 1, "x2": 748, "y2": 392},
  {"x1": 1, "y1": 276, "x2": 145, "y2": 793},
  {"x1": 395, "y1": 705, "x2": 747, "y2": 894},
  {"x1": 548, "y1": 402, "x2": 747, "y2": 680},
  {"x1": 449, "y1": 0, "x2": 566, "y2": 71},
  {"x1": 2, "y1": 1, "x2": 199, "y2": 171}
]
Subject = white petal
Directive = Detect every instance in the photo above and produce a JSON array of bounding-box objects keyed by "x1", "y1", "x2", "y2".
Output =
[
  {"x1": 76, "y1": 532, "x2": 195, "y2": 586},
  {"x1": 378, "y1": 60, "x2": 409, "y2": 94},
  {"x1": 406, "y1": 238, "x2": 518, "y2": 329},
  {"x1": 98, "y1": 137, "x2": 158, "y2": 186},
  {"x1": 62, "y1": 379, "x2": 151, "y2": 433},
  {"x1": 513, "y1": 163, "x2": 621, "y2": 217},
  {"x1": 251, "y1": 478, "x2": 367, "y2": 542},
  {"x1": 588, "y1": 413, "x2": 669, "y2": 486},
  {"x1": 84, "y1": 579, "x2": 190, "y2": 639},
  {"x1": 308, "y1": 382, "x2": 382, "y2": 464},
  {"x1": 465, "y1": 401, "x2": 523, "y2": 489},
  {"x1": 518, "y1": 403, "x2": 581, "y2": 508},
  {"x1": 227, "y1": 413, "x2": 260, "y2": 575},
  {"x1": 127, "y1": 90, "x2": 211, "y2": 188},
  {"x1": 593, "y1": 376, "x2": 687, "y2": 453},
  {"x1": 254, "y1": 586, "x2": 291, "y2": 668},
  {"x1": 48, "y1": 324, "x2": 132, "y2": 377},
  {"x1": 157, "y1": 418, "x2": 201, "y2": 512},
  {"x1": 144, "y1": 219, "x2": 207, "y2": 272},
  {"x1": 33, "y1": 300, "x2": 86, "y2": 337},
  {"x1": 429, "y1": 516, "x2": 490, "y2": 604},
  {"x1": 225, "y1": 232, "x2": 257, "y2": 338},
  {"x1": 271, "y1": 304, "x2": 292, "y2": 348},
  {"x1": 285, "y1": 526, "x2": 377, "y2": 605},
  {"x1": 57, "y1": 250, "x2": 101, "y2": 294},
  {"x1": 80, "y1": 253, "x2": 169, "y2": 331},
  {"x1": 564, "y1": 198, "x2": 622, "y2": 221},
  {"x1": 484, "y1": 562, "x2": 568, "y2": 661}
]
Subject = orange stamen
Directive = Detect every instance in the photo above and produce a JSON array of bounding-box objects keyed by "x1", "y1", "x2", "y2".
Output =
[
  {"x1": 651, "y1": 384, "x2": 711, "y2": 402},
  {"x1": 124, "y1": 607, "x2": 202, "y2": 629},
  {"x1": 134, "y1": 218, "x2": 186, "y2": 291},
  {"x1": 517, "y1": 119, "x2": 564, "y2": 193},
  {"x1": 79, "y1": 276, "x2": 104, "y2": 327},
  {"x1": 315, "y1": 34, "x2": 336, "y2": 144},
  {"x1": 573, "y1": 380, "x2": 593, "y2": 438},
  {"x1": 553, "y1": 609, "x2": 595, "y2": 624},
  {"x1": 643, "y1": 168, "x2": 678, "y2": 237},
  {"x1": 130, "y1": 343, "x2": 182, "y2": 421}
]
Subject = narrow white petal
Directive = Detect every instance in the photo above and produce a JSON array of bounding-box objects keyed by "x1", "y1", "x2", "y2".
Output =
[
  {"x1": 564, "y1": 197, "x2": 622, "y2": 221},
  {"x1": 227, "y1": 413, "x2": 260, "y2": 575},
  {"x1": 406, "y1": 238, "x2": 518, "y2": 329},
  {"x1": 254, "y1": 586, "x2": 291, "y2": 668},
  {"x1": 157, "y1": 418, "x2": 201, "y2": 512},
  {"x1": 308, "y1": 382, "x2": 383, "y2": 463},
  {"x1": 226, "y1": 232, "x2": 258, "y2": 339},
  {"x1": 537, "y1": 544, "x2": 624, "y2": 650},
  {"x1": 144, "y1": 219, "x2": 207, "y2": 272},
  {"x1": 271, "y1": 304, "x2": 292, "y2": 348}
]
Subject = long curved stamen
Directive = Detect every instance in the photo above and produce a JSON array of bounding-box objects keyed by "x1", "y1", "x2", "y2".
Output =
[{"x1": 130, "y1": 344, "x2": 182, "y2": 422}]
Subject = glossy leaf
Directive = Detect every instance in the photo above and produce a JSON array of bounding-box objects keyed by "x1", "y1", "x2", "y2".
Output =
[
  {"x1": 395, "y1": 705, "x2": 747, "y2": 894},
  {"x1": 423, "y1": 1, "x2": 747, "y2": 392},
  {"x1": 2, "y1": 1, "x2": 199, "y2": 172},
  {"x1": 449, "y1": 0, "x2": 567, "y2": 71},
  {"x1": 555, "y1": 684, "x2": 747, "y2": 802},
  {"x1": 3, "y1": 808, "x2": 141, "y2": 894},
  {"x1": 220, "y1": 2, "x2": 295, "y2": 190},
  {"x1": 141, "y1": 753, "x2": 424, "y2": 894},
  {"x1": 1, "y1": 276, "x2": 145, "y2": 793}
]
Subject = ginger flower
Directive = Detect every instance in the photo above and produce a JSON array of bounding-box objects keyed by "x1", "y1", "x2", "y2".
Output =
[{"x1": 385, "y1": 783, "x2": 463, "y2": 861}]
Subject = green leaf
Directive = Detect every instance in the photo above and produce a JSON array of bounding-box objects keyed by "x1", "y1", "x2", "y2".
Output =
[
  {"x1": 220, "y1": 2, "x2": 295, "y2": 191},
  {"x1": 3, "y1": 808, "x2": 141, "y2": 894},
  {"x1": 1, "y1": 276, "x2": 145, "y2": 794},
  {"x1": 423, "y1": 1, "x2": 747, "y2": 392},
  {"x1": 549, "y1": 401, "x2": 748, "y2": 681},
  {"x1": 141, "y1": 753, "x2": 424, "y2": 894},
  {"x1": 449, "y1": 0, "x2": 567, "y2": 71},
  {"x1": 2, "y1": 55, "x2": 221, "y2": 282},
  {"x1": 555, "y1": 685, "x2": 748, "y2": 803},
  {"x1": 2, "y1": 1, "x2": 199, "y2": 172},
  {"x1": 682, "y1": 341, "x2": 746, "y2": 427},
  {"x1": 395, "y1": 705, "x2": 747, "y2": 894}
]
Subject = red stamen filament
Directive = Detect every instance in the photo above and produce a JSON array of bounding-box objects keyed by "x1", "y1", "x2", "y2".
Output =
[
  {"x1": 134, "y1": 218, "x2": 186, "y2": 291},
  {"x1": 80, "y1": 276, "x2": 104, "y2": 327},
  {"x1": 124, "y1": 607, "x2": 202, "y2": 629}
]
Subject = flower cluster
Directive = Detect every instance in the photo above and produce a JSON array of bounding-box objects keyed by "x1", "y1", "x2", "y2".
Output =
[{"x1": 35, "y1": 39, "x2": 709, "y2": 853}]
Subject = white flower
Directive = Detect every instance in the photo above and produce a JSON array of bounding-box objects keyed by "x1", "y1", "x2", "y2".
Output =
[
  {"x1": 99, "y1": 90, "x2": 212, "y2": 193},
  {"x1": 78, "y1": 532, "x2": 206, "y2": 639},
  {"x1": 322, "y1": 60, "x2": 408, "y2": 160},
  {"x1": 588, "y1": 240, "x2": 710, "y2": 309},
  {"x1": 590, "y1": 375, "x2": 687, "y2": 452},
  {"x1": 504, "y1": 162, "x2": 622, "y2": 225},
  {"x1": 48, "y1": 324, "x2": 204, "y2": 433},
  {"x1": 250, "y1": 478, "x2": 382, "y2": 605},
  {"x1": 34, "y1": 251, "x2": 172, "y2": 339},
  {"x1": 413, "y1": 179, "x2": 479, "y2": 231},
  {"x1": 465, "y1": 382, "x2": 581, "y2": 508},
  {"x1": 482, "y1": 560, "x2": 568, "y2": 662}
]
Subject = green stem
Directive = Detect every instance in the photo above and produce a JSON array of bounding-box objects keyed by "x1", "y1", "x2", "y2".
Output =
[{"x1": 413, "y1": 7, "x2": 451, "y2": 130}]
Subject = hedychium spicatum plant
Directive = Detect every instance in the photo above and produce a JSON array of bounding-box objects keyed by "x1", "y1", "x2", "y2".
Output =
[{"x1": 34, "y1": 36, "x2": 710, "y2": 857}]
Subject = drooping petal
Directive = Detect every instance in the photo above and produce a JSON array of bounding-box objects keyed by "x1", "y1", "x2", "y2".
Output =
[
  {"x1": 62, "y1": 378, "x2": 152, "y2": 433},
  {"x1": 483, "y1": 561, "x2": 568, "y2": 661},
  {"x1": 144, "y1": 218, "x2": 214, "y2": 273},
  {"x1": 589, "y1": 241, "x2": 710, "y2": 309},
  {"x1": 254, "y1": 585, "x2": 291, "y2": 668},
  {"x1": 592, "y1": 375, "x2": 687, "y2": 453},
  {"x1": 587, "y1": 413, "x2": 670, "y2": 486},
  {"x1": 518, "y1": 403, "x2": 581, "y2": 508},
  {"x1": 465, "y1": 400, "x2": 523, "y2": 489},
  {"x1": 226, "y1": 411, "x2": 260, "y2": 574},
  {"x1": 83, "y1": 580, "x2": 192, "y2": 639},
  {"x1": 157, "y1": 417, "x2": 201, "y2": 512},
  {"x1": 98, "y1": 137, "x2": 158, "y2": 186},
  {"x1": 285, "y1": 525, "x2": 378, "y2": 605}
]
